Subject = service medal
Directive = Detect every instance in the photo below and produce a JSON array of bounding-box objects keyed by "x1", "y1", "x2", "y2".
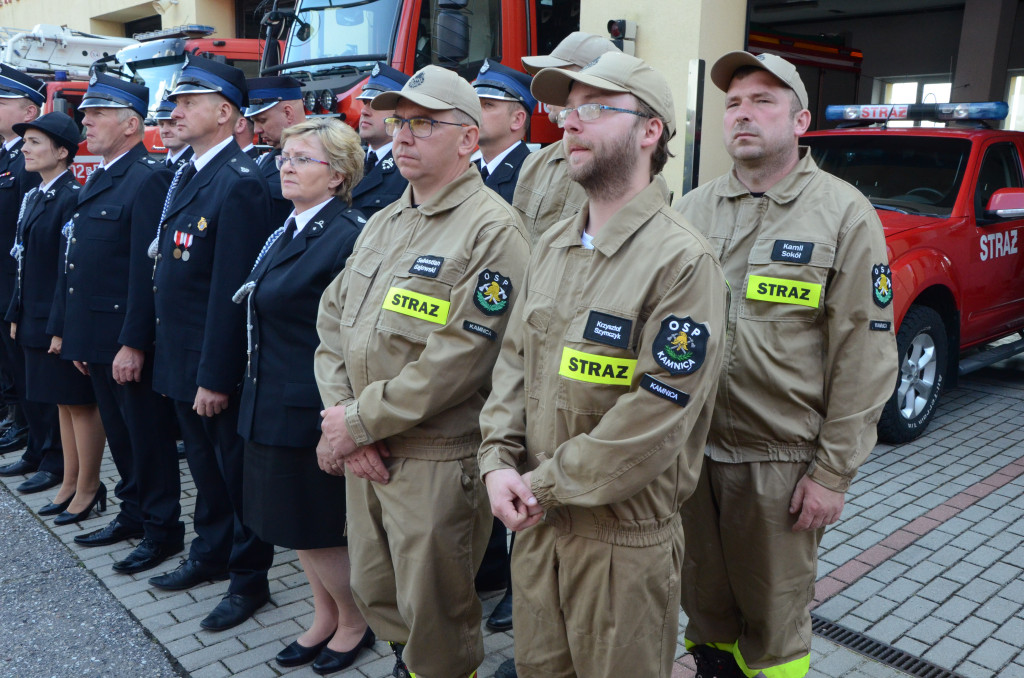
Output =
[{"x1": 173, "y1": 248, "x2": 182, "y2": 259}]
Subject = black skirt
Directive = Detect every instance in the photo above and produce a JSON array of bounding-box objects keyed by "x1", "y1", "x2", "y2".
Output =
[
  {"x1": 23, "y1": 346, "x2": 96, "y2": 405},
  {"x1": 243, "y1": 439, "x2": 348, "y2": 550}
]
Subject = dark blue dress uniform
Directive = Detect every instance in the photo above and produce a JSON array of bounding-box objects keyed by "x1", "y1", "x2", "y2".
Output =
[
  {"x1": 480, "y1": 141, "x2": 531, "y2": 205},
  {"x1": 351, "y1": 62, "x2": 409, "y2": 218},
  {"x1": 0, "y1": 64, "x2": 61, "y2": 479},
  {"x1": 151, "y1": 56, "x2": 276, "y2": 601},
  {"x1": 472, "y1": 59, "x2": 535, "y2": 205},
  {"x1": 55, "y1": 143, "x2": 184, "y2": 546},
  {"x1": 237, "y1": 198, "x2": 365, "y2": 549},
  {"x1": 244, "y1": 77, "x2": 306, "y2": 227},
  {"x1": 152, "y1": 98, "x2": 194, "y2": 170},
  {"x1": 6, "y1": 171, "x2": 94, "y2": 404}
]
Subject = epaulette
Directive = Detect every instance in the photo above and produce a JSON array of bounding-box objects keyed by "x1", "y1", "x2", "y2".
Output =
[{"x1": 227, "y1": 157, "x2": 254, "y2": 176}]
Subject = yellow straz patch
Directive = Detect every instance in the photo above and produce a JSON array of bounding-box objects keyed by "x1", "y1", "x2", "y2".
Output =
[
  {"x1": 746, "y1": 275, "x2": 822, "y2": 308},
  {"x1": 559, "y1": 347, "x2": 636, "y2": 385},
  {"x1": 382, "y1": 287, "x2": 450, "y2": 324}
]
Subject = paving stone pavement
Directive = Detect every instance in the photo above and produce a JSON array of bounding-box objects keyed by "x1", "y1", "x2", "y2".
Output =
[{"x1": 2, "y1": 356, "x2": 1023, "y2": 676}]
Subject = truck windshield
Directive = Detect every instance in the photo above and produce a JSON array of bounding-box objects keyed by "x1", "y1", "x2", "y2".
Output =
[
  {"x1": 285, "y1": 0, "x2": 399, "y2": 74},
  {"x1": 806, "y1": 135, "x2": 971, "y2": 216},
  {"x1": 127, "y1": 57, "x2": 185, "y2": 116}
]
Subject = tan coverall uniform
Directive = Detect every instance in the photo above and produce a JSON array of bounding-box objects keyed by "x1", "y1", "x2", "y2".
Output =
[
  {"x1": 673, "y1": 150, "x2": 898, "y2": 678},
  {"x1": 480, "y1": 179, "x2": 729, "y2": 678},
  {"x1": 511, "y1": 140, "x2": 586, "y2": 245},
  {"x1": 315, "y1": 166, "x2": 530, "y2": 678}
]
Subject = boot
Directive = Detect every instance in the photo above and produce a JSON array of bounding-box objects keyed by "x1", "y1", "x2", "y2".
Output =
[{"x1": 691, "y1": 645, "x2": 746, "y2": 678}]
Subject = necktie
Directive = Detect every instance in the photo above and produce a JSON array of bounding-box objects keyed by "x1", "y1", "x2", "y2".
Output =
[
  {"x1": 479, "y1": 161, "x2": 489, "y2": 181},
  {"x1": 84, "y1": 166, "x2": 106, "y2": 191},
  {"x1": 283, "y1": 216, "x2": 297, "y2": 240},
  {"x1": 364, "y1": 151, "x2": 376, "y2": 178}
]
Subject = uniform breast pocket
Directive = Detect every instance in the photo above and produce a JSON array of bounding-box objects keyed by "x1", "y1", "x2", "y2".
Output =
[
  {"x1": 85, "y1": 204, "x2": 124, "y2": 240},
  {"x1": 180, "y1": 214, "x2": 210, "y2": 239},
  {"x1": 555, "y1": 306, "x2": 640, "y2": 415},
  {"x1": 521, "y1": 290, "x2": 555, "y2": 398},
  {"x1": 0, "y1": 176, "x2": 16, "y2": 190},
  {"x1": 740, "y1": 238, "x2": 835, "y2": 323},
  {"x1": 339, "y1": 249, "x2": 384, "y2": 328},
  {"x1": 512, "y1": 183, "x2": 542, "y2": 222},
  {"x1": 376, "y1": 253, "x2": 464, "y2": 344}
]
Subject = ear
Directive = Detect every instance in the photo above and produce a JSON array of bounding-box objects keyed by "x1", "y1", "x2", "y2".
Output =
[
  {"x1": 124, "y1": 114, "x2": 141, "y2": 136},
  {"x1": 638, "y1": 115, "x2": 663, "y2": 150},
  {"x1": 457, "y1": 125, "x2": 480, "y2": 158},
  {"x1": 328, "y1": 169, "x2": 345, "y2": 192},
  {"x1": 23, "y1": 104, "x2": 39, "y2": 123},
  {"x1": 217, "y1": 101, "x2": 235, "y2": 126},
  {"x1": 510, "y1": 107, "x2": 528, "y2": 134},
  {"x1": 793, "y1": 109, "x2": 811, "y2": 136}
]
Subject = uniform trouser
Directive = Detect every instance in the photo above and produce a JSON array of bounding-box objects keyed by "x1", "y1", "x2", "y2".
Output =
[
  {"x1": 510, "y1": 520, "x2": 683, "y2": 678},
  {"x1": 89, "y1": 361, "x2": 183, "y2": 543},
  {"x1": 0, "y1": 324, "x2": 61, "y2": 472},
  {"x1": 172, "y1": 397, "x2": 273, "y2": 596},
  {"x1": 679, "y1": 458, "x2": 820, "y2": 678},
  {"x1": 476, "y1": 516, "x2": 510, "y2": 588},
  {"x1": 346, "y1": 455, "x2": 490, "y2": 678}
]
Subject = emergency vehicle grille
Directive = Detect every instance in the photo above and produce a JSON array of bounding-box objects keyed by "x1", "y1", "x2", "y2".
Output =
[{"x1": 811, "y1": 614, "x2": 965, "y2": 678}]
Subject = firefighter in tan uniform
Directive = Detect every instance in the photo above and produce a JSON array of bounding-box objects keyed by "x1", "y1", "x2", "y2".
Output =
[
  {"x1": 479, "y1": 52, "x2": 729, "y2": 678},
  {"x1": 673, "y1": 52, "x2": 899, "y2": 678},
  {"x1": 511, "y1": 32, "x2": 619, "y2": 244},
  {"x1": 314, "y1": 66, "x2": 530, "y2": 678}
]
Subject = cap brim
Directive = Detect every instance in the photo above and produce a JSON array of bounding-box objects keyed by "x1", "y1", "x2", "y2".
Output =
[
  {"x1": 79, "y1": 95, "x2": 132, "y2": 110},
  {"x1": 709, "y1": 51, "x2": 763, "y2": 93},
  {"x1": 475, "y1": 86, "x2": 522, "y2": 103},
  {"x1": 356, "y1": 86, "x2": 385, "y2": 101},
  {"x1": 167, "y1": 82, "x2": 221, "y2": 100},
  {"x1": 530, "y1": 67, "x2": 630, "y2": 107},
  {"x1": 244, "y1": 100, "x2": 277, "y2": 117},
  {"x1": 521, "y1": 54, "x2": 572, "y2": 76},
  {"x1": 370, "y1": 89, "x2": 454, "y2": 113}
]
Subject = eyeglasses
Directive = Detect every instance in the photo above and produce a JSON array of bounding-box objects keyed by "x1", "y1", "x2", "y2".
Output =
[
  {"x1": 384, "y1": 116, "x2": 469, "y2": 139},
  {"x1": 556, "y1": 103, "x2": 652, "y2": 128},
  {"x1": 275, "y1": 155, "x2": 331, "y2": 169}
]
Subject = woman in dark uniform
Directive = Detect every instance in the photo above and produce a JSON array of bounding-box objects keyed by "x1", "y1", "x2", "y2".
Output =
[
  {"x1": 6, "y1": 112, "x2": 106, "y2": 524},
  {"x1": 235, "y1": 117, "x2": 372, "y2": 675}
]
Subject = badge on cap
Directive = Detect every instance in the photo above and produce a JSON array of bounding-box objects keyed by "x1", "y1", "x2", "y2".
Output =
[
  {"x1": 474, "y1": 270, "x2": 512, "y2": 316},
  {"x1": 652, "y1": 315, "x2": 708, "y2": 376},
  {"x1": 480, "y1": 60, "x2": 490, "y2": 74},
  {"x1": 372, "y1": 63, "x2": 381, "y2": 76},
  {"x1": 89, "y1": 72, "x2": 98, "y2": 86},
  {"x1": 408, "y1": 72, "x2": 425, "y2": 88}
]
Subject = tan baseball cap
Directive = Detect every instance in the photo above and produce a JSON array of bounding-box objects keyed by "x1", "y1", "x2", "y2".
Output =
[
  {"x1": 531, "y1": 51, "x2": 676, "y2": 137},
  {"x1": 710, "y1": 51, "x2": 808, "y2": 109},
  {"x1": 521, "y1": 32, "x2": 620, "y2": 76},
  {"x1": 371, "y1": 65, "x2": 482, "y2": 126}
]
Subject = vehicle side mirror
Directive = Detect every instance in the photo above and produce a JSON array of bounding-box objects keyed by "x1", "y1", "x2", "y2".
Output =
[
  {"x1": 985, "y1": 187, "x2": 1024, "y2": 219},
  {"x1": 51, "y1": 96, "x2": 70, "y2": 116},
  {"x1": 435, "y1": 0, "x2": 469, "y2": 67}
]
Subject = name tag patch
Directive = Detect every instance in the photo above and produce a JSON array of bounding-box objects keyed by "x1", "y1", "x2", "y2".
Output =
[
  {"x1": 463, "y1": 320, "x2": 497, "y2": 340},
  {"x1": 870, "y1": 320, "x2": 891, "y2": 332},
  {"x1": 640, "y1": 375, "x2": 689, "y2": 407},
  {"x1": 583, "y1": 311, "x2": 632, "y2": 349},
  {"x1": 746, "y1": 275, "x2": 822, "y2": 308},
  {"x1": 409, "y1": 255, "x2": 444, "y2": 278},
  {"x1": 771, "y1": 240, "x2": 814, "y2": 264},
  {"x1": 559, "y1": 347, "x2": 636, "y2": 385},
  {"x1": 383, "y1": 287, "x2": 449, "y2": 324}
]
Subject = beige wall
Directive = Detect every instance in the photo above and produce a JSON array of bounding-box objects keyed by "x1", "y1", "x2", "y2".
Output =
[
  {"x1": 0, "y1": 0, "x2": 235, "y2": 38},
  {"x1": 580, "y1": 0, "x2": 747, "y2": 193}
]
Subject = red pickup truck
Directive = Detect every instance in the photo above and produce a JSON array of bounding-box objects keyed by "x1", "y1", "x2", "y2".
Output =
[{"x1": 804, "y1": 102, "x2": 1024, "y2": 442}]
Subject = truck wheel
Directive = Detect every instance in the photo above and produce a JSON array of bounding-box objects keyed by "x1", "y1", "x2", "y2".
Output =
[{"x1": 877, "y1": 305, "x2": 948, "y2": 444}]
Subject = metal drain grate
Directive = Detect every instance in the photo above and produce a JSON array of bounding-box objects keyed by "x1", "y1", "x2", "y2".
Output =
[{"x1": 811, "y1": 614, "x2": 966, "y2": 678}]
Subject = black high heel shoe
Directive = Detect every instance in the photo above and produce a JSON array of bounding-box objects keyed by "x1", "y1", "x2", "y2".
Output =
[
  {"x1": 39, "y1": 492, "x2": 75, "y2": 516},
  {"x1": 53, "y1": 484, "x2": 107, "y2": 526}
]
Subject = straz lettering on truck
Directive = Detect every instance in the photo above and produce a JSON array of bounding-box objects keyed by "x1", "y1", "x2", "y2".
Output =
[
  {"x1": 558, "y1": 347, "x2": 636, "y2": 386},
  {"x1": 980, "y1": 230, "x2": 1018, "y2": 261},
  {"x1": 746, "y1": 275, "x2": 823, "y2": 308},
  {"x1": 383, "y1": 287, "x2": 450, "y2": 324}
]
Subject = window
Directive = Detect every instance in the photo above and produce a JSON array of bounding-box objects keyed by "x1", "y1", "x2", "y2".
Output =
[
  {"x1": 974, "y1": 143, "x2": 1023, "y2": 217},
  {"x1": 1006, "y1": 72, "x2": 1024, "y2": 131},
  {"x1": 881, "y1": 78, "x2": 952, "y2": 128}
]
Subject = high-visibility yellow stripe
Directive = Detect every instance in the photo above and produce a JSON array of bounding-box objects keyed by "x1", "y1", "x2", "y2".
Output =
[
  {"x1": 382, "y1": 286, "x2": 450, "y2": 324},
  {"x1": 746, "y1": 275, "x2": 822, "y2": 308},
  {"x1": 737, "y1": 648, "x2": 810, "y2": 678},
  {"x1": 558, "y1": 347, "x2": 636, "y2": 385}
]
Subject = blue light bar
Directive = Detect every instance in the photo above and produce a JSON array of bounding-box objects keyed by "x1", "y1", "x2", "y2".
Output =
[{"x1": 825, "y1": 102, "x2": 1009, "y2": 122}]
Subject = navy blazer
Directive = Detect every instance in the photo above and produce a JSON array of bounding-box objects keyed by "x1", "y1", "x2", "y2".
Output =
[
  {"x1": 350, "y1": 148, "x2": 407, "y2": 219},
  {"x1": 237, "y1": 198, "x2": 365, "y2": 447},
  {"x1": 483, "y1": 141, "x2": 531, "y2": 205},
  {"x1": 152, "y1": 142, "x2": 273, "y2": 402},
  {"x1": 52, "y1": 144, "x2": 172, "y2": 364},
  {"x1": 4, "y1": 172, "x2": 80, "y2": 349},
  {"x1": 165, "y1": 146, "x2": 194, "y2": 171},
  {"x1": 256, "y1": 148, "x2": 293, "y2": 228},
  {"x1": 0, "y1": 140, "x2": 42, "y2": 304}
]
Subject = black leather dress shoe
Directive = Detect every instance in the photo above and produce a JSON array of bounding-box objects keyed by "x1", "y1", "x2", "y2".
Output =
[
  {"x1": 200, "y1": 590, "x2": 270, "y2": 631},
  {"x1": 494, "y1": 657, "x2": 518, "y2": 678},
  {"x1": 0, "y1": 424, "x2": 28, "y2": 453},
  {"x1": 0, "y1": 457, "x2": 37, "y2": 476},
  {"x1": 112, "y1": 538, "x2": 185, "y2": 574},
  {"x1": 74, "y1": 518, "x2": 144, "y2": 547},
  {"x1": 276, "y1": 632, "x2": 334, "y2": 667},
  {"x1": 149, "y1": 558, "x2": 228, "y2": 591},
  {"x1": 17, "y1": 471, "x2": 61, "y2": 494},
  {"x1": 486, "y1": 589, "x2": 513, "y2": 631},
  {"x1": 312, "y1": 627, "x2": 376, "y2": 675}
]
